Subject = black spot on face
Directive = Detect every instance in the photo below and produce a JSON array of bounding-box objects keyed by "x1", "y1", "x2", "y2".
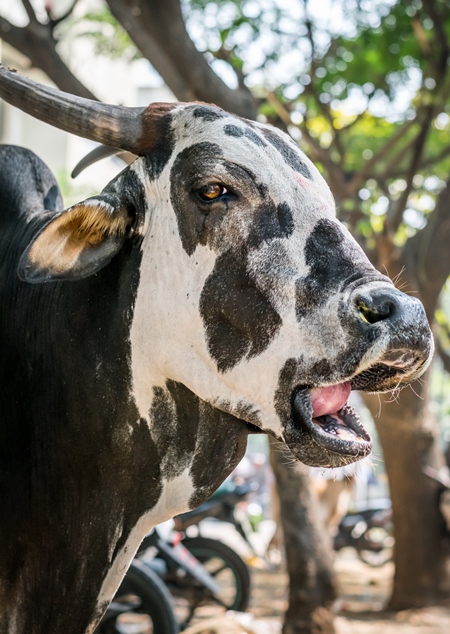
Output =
[
  {"x1": 277, "y1": 201, "x2": 295, "y2": 236},
  {"x1": 200, "y1": 248, "x2": 282, "y2": 372},
  {"x1": 262, "y1": 128, "x2": 312, "y2": 179},
  {"x1": 170, "y1": 142, "x2": 224, "y2": 255},
  {"x1": 192, "y1": 105, "x2": 225, "y2": 121},
  {"x1": 245, "y1": 127, "x2": 267, "y2": 147},
  {"x1": 224, "y1": 124, "x2": 267, "y2": 148},
  {"x1": 295, "y1": 219, "x2": 376, "y2": 320},
  {"x1": 224, "y1": 124, "x2": 244, "y2": 138},
  {"x1": 246, "y1": 200, "x2": 294, "y2": 249},
  {"x1": 170, "y1": 141, "x2": 296, "y2": 372}
]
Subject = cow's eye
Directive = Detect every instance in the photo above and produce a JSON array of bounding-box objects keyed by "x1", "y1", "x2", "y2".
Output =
[{"x1": 197, "y1": 183, "x2": 229, "y2": 201}]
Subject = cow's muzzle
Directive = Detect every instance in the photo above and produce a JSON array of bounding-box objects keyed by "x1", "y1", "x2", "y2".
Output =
[
  {"x1": 350, "y1": 286, "x2": 434, "y2": 392},
  {"x1": 284, "y1": 284, "x2": 433, "y2": 468}
]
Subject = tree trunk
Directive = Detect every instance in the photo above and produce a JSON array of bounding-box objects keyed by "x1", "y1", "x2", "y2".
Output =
[
  {"x1": 362, "y1": 181, "x2": 450, "y2": 608},
  {"x1": 363, "y1": 380, "x2": 449, "y2": 609},
  {"x1": 269, "y1": 438, "x2": 337, "y2": 634}
]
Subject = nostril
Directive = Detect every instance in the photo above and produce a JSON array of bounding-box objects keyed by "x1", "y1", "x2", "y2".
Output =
[{"x1": 356, "y1": 294, "x2": 396, "y2": 325}]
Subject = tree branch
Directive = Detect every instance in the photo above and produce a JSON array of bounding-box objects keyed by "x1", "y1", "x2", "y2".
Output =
[
  {"x1": 385, "y1": 105, "x2": 434, "y2": 235},
  {"x1": 105, "y1": 0, "x2": 257, "y2": 119},
  {"x1": 348, "y1": 118, "x2": 417, "y2": 195},
  {"x1": 302, "y1": 123, "x2": 351, "y2": 201},
  {"x1": 339, "y1": 109, "x2": 367, "y2": 131},
  {"x1": 265, "y1": 91, "x2": 351, "y2": 201},
  {"x1": 304, "y1": 81, "x2": 346, "y2": 160},
  {"x1": 402, "y1": 174, "x2": 450, "y2": 320},
  {"x1": 417, "y1": 146, "x2": 450, "y2": 170},
  {"x1": 47, "y1": 0, "x2": 79, "y2": 30},
  {"x1": 411, "y1": 18, "x2": 432, "y2": 60},
  {"x1": 0, "y1": 15, "x2": 98, "y2": 100},
  {"x1": 421, "y1": 0, "x2": 450, "y2": 76},
  {"x1": 301, "y1": 3, "x2": 346, "y2": 160},
  {"x1": 21, "y1": 0, "x2": 38, "y2": 24},
  {"x1": 375, "y1": 129, "x2": 422, "y2": 185},
  {"x1": 211, "y1": 46, "x2": 247, "y2": 91}
]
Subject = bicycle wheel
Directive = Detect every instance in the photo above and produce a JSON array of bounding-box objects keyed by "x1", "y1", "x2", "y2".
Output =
[
  {"x1": 182, "y1": 536, "x2": 251, "y2": 613},
  {"x1": 96, "y1": 559, "x2": 179, "y2": 634}
]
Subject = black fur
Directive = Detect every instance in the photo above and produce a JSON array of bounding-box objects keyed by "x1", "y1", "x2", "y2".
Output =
[
  {"x1": 150, "y1": 380, "x2": 248, "y2": 508},
  {"x1": 262, "y1": 128, "x2": 312, "y2": 179},
  {"x1": 296, "y1": 219, "x2": 378, "y2": 320},
  {"x1": 0, "y1": 147, "x2": 154, "y2": 631}
]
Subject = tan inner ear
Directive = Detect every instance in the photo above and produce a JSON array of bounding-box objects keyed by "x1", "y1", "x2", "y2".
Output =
[{"x1": 28, "y1": 201, "x2": 130, "y2": 274}]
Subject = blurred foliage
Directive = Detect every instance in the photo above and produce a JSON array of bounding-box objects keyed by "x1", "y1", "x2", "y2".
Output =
[
  {"x1": 71, "y1": 0, "x2": 450, "y2": 258},
  {"x1": 57, "y1": 170, "x2": 98, "y2": 208},
  {"x1": 70, "y1": 0, "x2": 450, "y2": 302},
  {"x1": 186, "y1": 0, "x2": 450, "y2": 252},
  {"x1": 72, "y1": 7, "x2": 141, "y2": 61}
]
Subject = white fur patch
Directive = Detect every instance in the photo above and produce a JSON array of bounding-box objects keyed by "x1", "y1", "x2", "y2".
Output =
[{"x1": 89, "y1": 469, "x2": 194, "y2": 634}]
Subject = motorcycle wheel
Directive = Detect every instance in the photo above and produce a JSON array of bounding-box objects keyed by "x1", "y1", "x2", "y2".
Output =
[
  {"x1": 96, "y1": 559, "x2": 179, "y2": 634},
  {"x1": 182, "y1": 536, "x2": 251, "y2": 612},
  {"x1": 357, "y1": 546, "x2": 393, "y2": 567},
  {"x1": 357, "y1": 527, "x2": 394, "y2": 567}
]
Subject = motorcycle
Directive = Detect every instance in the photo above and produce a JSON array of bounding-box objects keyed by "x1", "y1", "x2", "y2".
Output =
[
  {"x1": 98, "y1": 521, "x2": 251, "y2": 632},
  {"x1": 333, "y1": 498, "x2": 394, "y2": 566},
  {"x1": 96, "y1": 558, "x2": 179, "y2": 634},
  {"x1": 138, "y1": 524, "x2": 251, "y2": 629},
  {"x1": 174, "y1": 478, "x2": 259, "y2": 557}
]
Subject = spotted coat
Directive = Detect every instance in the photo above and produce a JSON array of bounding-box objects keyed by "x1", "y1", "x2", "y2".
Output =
[{"x1": 0, "y1": 102, "x2": 433, "y2": 634}]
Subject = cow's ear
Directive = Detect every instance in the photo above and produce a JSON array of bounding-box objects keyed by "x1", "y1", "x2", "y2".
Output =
[{"x1": 18, "y1": 197, "x2": 133, "y2": 283}]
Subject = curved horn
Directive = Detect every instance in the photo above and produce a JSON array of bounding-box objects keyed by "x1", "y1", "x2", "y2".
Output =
[
  {"x1": 72, "y1": 145, "x2": 122, "y2": 178},
  {"x1": 0, "y1": 66, "x2": 146, "y2": 153}
]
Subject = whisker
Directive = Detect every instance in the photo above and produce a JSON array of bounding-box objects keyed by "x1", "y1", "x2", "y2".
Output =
[
  {"x1": 409, "y1": 382, "x2": 424, "y2": 400},
  {"x1": 391, "y1": 265, "x2": 406, "y2": 287},
  {"x1": 376, "y1": 393, "x2": 382, "y2": 418}
]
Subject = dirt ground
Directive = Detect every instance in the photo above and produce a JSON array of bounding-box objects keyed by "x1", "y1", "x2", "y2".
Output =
[
  {"x1": 188, "y1": 549, "x2": 450, "y2": 633},
  {"x1": 250, "y1": 550, "x2": 450, "y2": 634}
]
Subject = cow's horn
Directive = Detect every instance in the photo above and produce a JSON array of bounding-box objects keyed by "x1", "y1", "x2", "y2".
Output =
[
  {"x1": 0, "y1": 65, "x2": 146, "y2": 154},
  {"x1": 71, "y1": 145, "x2": 122, "y2": 178}
]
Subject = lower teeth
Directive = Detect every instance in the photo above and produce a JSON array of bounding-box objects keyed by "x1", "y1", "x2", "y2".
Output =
[
  {"x1": 315, "y1": 414, "x2": 340, "y2": 435},
  {"x1": 315, "y1": 413, "x2": 361, "y2": 441}
]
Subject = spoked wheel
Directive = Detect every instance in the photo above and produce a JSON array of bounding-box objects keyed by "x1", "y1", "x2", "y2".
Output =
[
  {"x1": 96, "y1": 559, "x2": 179, "y2": 634},
  {"x1": 180, "y1": 536, "x2": 251, "y2": 623},
  {"x1": 357, "y1": 527, "x2": 394, "y2": 567}
]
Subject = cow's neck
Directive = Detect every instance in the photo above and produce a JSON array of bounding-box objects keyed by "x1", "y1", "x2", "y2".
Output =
[{"x1": 0, "y1": 228, "x2": 249, "y2": 633}]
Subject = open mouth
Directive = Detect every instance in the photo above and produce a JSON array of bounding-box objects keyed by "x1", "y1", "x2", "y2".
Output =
[
  {"x1": 290, "y1": 382, "x2": 372, "y2": 468},
  {"x1": 284, "y1": 354, "x2": 428, "y2": 468}
]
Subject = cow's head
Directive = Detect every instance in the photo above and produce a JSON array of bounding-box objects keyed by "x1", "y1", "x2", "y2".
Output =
[{"x1": 0, "y1": 67, "x2": 434, "y2": 469}]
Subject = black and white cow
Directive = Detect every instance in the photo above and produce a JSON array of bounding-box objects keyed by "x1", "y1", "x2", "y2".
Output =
[{"x1": 0, "y1": 66, "x2": 433, "y2": 633}]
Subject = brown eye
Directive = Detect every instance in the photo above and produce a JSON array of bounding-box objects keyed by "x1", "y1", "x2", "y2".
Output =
[{"x1": 198, "y1": 183, "x2": 228, "y2": 201}]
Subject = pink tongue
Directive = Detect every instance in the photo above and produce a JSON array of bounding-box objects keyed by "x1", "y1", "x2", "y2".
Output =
[{"x1": 309, "y1": 382, "x2": 351, "y2": 418}]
